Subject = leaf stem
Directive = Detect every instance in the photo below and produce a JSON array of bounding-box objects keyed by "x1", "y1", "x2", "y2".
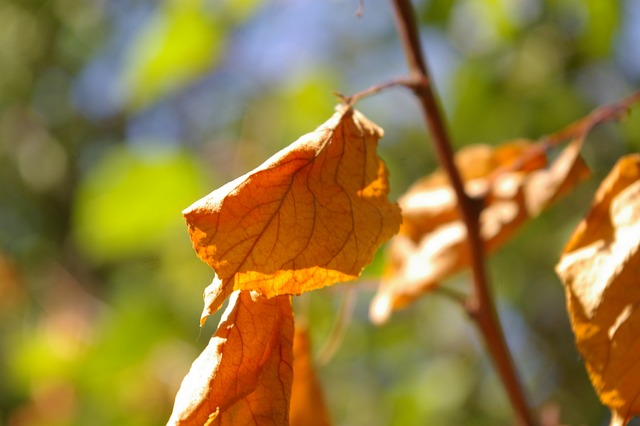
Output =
[
  {"x1": 542, "y1": 91, "x2": 640, "y2": 147},
  {"x1": 487, "y1": 91, "x2": 640, "y2": 180},
  {"x1": 388, "y1": 1, "x2": 535, "y2": 425},
  {"x1": 316, "y1": 287, "x2": 356, "y2": 366},
  {"x1": 433, "y1": 285, "x2": 468, "y2": 305},
  {"x1": 335, "y1": 76, "x2": 417, "y2": 106}
]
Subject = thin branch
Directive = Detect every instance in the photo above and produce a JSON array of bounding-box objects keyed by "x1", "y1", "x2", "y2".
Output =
[
  {"x1": 335, "y1": 76, "x2": 417, "y2": 106},
  {"x1": 388, "y1": 1, "x2": 535, "y2": 425},
  {"x1": 355, "y1": 0, "x2": 365, "y2": 17},
  {"x1": 542, "y1": 91, "x2": 640, "y2": 146},
  {"x1": 488, "y1": 91, "x2": 640, "y2": 180},
  {"x1": 433, "y1": 284, "x2": 469, "y2": 305}
]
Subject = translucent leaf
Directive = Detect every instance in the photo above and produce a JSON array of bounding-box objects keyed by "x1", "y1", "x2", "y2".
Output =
[
  {"x1": 372, "y1": 139, "x2": 590, "y2": 323},
  {"x1": 556, "y1": 154, "x2": 640, "y2": 424},
  {"x1": 167, "y1": 291, "x2": 294, "y2": 426},
  {"x1": 184, "y1": 105, "x2": 401, "y2": 314},
  {"x1": 290, "y1": 326, "x2": 332, "y2": 426}
]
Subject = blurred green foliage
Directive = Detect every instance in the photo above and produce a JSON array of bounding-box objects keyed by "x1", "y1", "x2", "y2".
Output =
[
  {"x1": 121, "y1": 1, "x2": 226, "y2": 109},
  {"x1": 0, "y1": 0, "x2": 638, "y2": 425},
  {"x1": 73, "y1": 145, "x2": 207, "y2": 262}
]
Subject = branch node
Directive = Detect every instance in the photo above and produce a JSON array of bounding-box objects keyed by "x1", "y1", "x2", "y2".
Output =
[{"x1": 408, "y1": 75, "x2": 429, "y2": 93}]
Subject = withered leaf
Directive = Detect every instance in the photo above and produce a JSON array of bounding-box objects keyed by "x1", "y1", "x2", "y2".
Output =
[
  {"x1": 200, "y1": 276, "x2": 232, "y2": 326},
  {"x1": 290, "y1": 326, "x2": 332, "y2": 426},
  {"x1": 184, "y1": 105, "x2": 401, "y2": 313},
  {"x1": 371, "y1": 139, "x2": 590, "y2": 323},
  {"x1": 556, "y1": 154, "x2": 640, "y2": 425},
  {"x1": 398, "y1": 140, "x2": 541, "y2": 241},
  {"x1": 167, "y1": 291, "x2": 294, "y2": 426}
]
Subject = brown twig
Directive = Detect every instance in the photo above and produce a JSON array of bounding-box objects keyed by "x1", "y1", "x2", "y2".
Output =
[
  {"x1": 355, "y1": 0, "x2": 365, "y2": 17},
  {"x1": 542, "y1": 91, "x2": 640, "y2": 146},
  {"x1": 433, "y1": 284, "x2": 469, "y2": 305},
  {"x1": 388, "y1": 1, "x2": 535, "y2": 425},
  {"x1": 488, "y1": 91, "x2": 640, "y2": 180},
  {"x1": 334, "y1": 76, "x2": 417, "y2": 106}
]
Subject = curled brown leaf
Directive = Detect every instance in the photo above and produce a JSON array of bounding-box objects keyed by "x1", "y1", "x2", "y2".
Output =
[
  {"x1": 372, "y1": 139, "x2": 590, "y2": 323},
  {"x1": 167, "y1": 291, "x2": 294, "y2": 426},
  {"x1": 290, "y1": 326, "x2": 332, "y2": 426},
  {"x1": 556, "y1": 154, "x2": 640, "y2": 424},
  {"x1": 184, "y1": 105, "x2": 401, "y2": 314}
]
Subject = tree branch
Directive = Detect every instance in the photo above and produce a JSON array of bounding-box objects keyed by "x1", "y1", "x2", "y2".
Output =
[
  {"x1": 388, "y1": 1, "x2": 535, "y2": 425},
  {"x1": 335, "y1": 76, "x2": 417, "y2": 106}
]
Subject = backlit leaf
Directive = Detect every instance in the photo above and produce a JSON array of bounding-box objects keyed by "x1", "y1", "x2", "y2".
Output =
[
  {"x1": 397, "y1": 140, "x2": 541, "y2": 241},
  {"x1": 290, "y1": 326, "x2": 332, "y2": 426},
  {"x1": 371, "y1": 139, "x2": 590, "y2": 323},
  {"x1": 167, "y1": 291, "x2": 294, "y2": 426},
  {"x1": 199, "y1": 276, "x2": 232, "y2": 327},
  {"x1": 556, "y1": 154, "x2": 640, "y2": 425},
  {"x1": 184, "y1": 105, "x2": 401, "y2": 313}
]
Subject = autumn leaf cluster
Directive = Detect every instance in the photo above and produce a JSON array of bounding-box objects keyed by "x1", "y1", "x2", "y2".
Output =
[
  {"x1": 168, "y1": 106, "x2": 401, "y2": 425},
  {"x1": 169, "y1": 95, "x2": 640, "y2": 425}
]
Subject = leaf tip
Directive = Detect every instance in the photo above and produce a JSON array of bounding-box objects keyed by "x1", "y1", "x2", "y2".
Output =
[{"x1": 200, "y1": 277, "x2": 233, "y2": 325}]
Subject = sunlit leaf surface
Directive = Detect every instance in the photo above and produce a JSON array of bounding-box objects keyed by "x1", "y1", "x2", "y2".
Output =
[
  {"x1": 371, "y1": 139, "x2": 590, "y2": 323},
  {"x1": 290, "y1": 325, "x2": 332, "y2": 426},
  {"x1": 556, "y1": 154, "x2": 640, "y2": 425},
  {"x1": 184, "y1": 106, "x2": 401, "y2": 313},
  {"x1": 168, "y1": 291, "x2": 294, "y2": 426}
]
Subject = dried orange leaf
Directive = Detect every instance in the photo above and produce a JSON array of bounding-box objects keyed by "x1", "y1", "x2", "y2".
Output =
[
  {"x1": 167, "y1": 291, "x2": 294, "y2": 426},
  {"x1": 399, "y1": 140, "x2": 539, "y2": 241},
  {"x1": 522, "y1": 138, "x2": 590, "y2": 216},
  {"x1": 371, "y1": 139, "x2": 590, "y2": 323},
  {"x1": 184, "y1": 105, "x2": 401, "y2": 306},
  {"x1": 290, "y1": 326, "x2": 332, "y2": 426},
  {"x1": 556, "y1": 154, "x2": 640, "y2": 424},
  {"x1": 199, "y1": 276, "x2": 233, "y2": 326}
]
